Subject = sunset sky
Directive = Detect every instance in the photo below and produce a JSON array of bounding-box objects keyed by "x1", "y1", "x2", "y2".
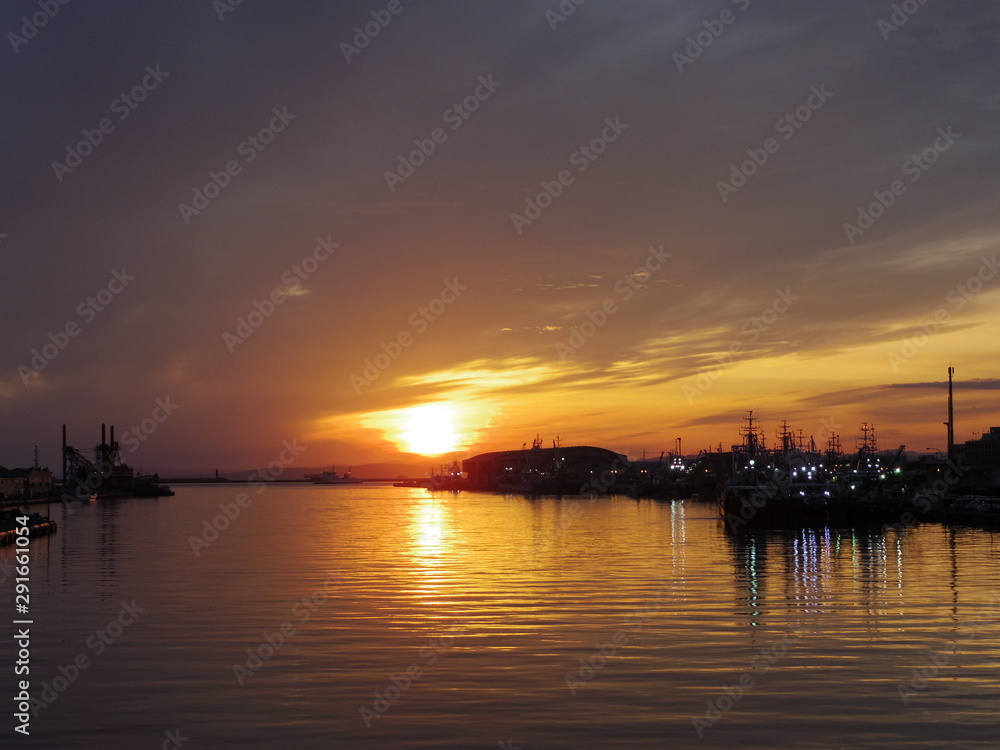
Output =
[{"x1": 3, "y1": 1, "x2": 999, "y2": 474}]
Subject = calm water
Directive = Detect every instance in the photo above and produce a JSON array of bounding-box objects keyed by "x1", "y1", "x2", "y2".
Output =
[{"x1": 3, "y1": 485, "x2": 1000, "y2": 748}]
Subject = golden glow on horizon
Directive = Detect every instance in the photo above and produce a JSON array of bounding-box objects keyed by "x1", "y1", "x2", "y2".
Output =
[
  {"x1": 340, "y1": 391, "x2": 511, "y2": 458},
  {"x1": 303, "y1": 336, "x2": 1000, "y2": 464}
]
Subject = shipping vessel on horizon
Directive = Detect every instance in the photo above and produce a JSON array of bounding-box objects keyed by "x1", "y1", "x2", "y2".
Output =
[{"x1": 307, "y1": 466, "x2": 363, "y2": 484}]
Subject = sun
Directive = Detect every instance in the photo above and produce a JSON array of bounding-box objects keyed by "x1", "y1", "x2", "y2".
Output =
[
  {"x1": 354, "y1": 399, "x2": 502, "y2": 457},
  {"x1": 400, "y1": 404, "x2": 461, "y2": 455}
]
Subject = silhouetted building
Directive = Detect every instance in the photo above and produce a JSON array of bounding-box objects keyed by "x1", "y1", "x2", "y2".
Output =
[
  {"x1": 959, "y1": 427, "x2": 1000, "y2": 467},
  {"x1": 0, "y1": 465, "x2": 53, "y2": 499},
  {"x1": 0, "y1": 467, "x2": 25, "y2": 498},
  {"x1": 464, "y1": 444, "x2": 628, "y2": 492},
  {"x1": 951, "y1": 427, "x2": 1000, "y2": 491},
  {"x1": 22, "y1": 467, "x2": 53, "y2": 497}
]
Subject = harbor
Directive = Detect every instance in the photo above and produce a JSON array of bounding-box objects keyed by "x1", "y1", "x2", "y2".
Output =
[
  {"x1": 2, "y1": 392, "x2": 998, "y2": 750},
  {"x1": 7, "y1": 2, "x2": 1000, "y2": 746},
  {"x1": 4, "y1": 369, "x2": 999, "y2": 536}
]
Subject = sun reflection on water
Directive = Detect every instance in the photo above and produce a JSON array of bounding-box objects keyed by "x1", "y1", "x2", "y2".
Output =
[{"x1": 410, "y1": 497, "x2": 449, "y2": 562}]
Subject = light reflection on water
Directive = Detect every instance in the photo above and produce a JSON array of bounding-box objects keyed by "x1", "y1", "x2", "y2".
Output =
[{"x1": 2, "y1": 485, "x2": 999, "y2": 748}]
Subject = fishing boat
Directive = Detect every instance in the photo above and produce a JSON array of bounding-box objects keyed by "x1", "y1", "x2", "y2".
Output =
[
  {"x1": 0, "y1": 509, "x2": 57, "y2": 545},
  {"x1": 493, "y1": 439, "x2": 579, "y2": 495},
  {"x1": 721, "y1": 413, "x2": 919, "y2": 530},
  {"x1": 428, "y1": 461, "x2": 466, "y2": 491},
  {"x1": 720, "y1": 413, "x2": 840, "y2": 529}
]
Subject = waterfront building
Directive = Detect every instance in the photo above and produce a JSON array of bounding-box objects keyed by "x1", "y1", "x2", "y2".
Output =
[
  {"x1": 955, "y1": 427, "x2": 1000, "y2": 489},
  {"x1": 958, "y1": 426, "x2": 1000, "y2": 466},
  {"x1": 0, "y1": 466, "x2": 26, "y2": 498},
  {"x1": 463, "y1": 442, "x2": 629, "y2": 492},
  {"x1": 0, "y1": 465, "x2": 53, "y2": 499}
]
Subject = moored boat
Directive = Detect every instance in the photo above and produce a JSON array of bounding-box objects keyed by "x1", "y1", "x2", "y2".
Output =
[
  {"x1": 0, "y1": 509, "x2": 57, "y2": 545},
  {"x1": 720, "y1": 413, "x2": 912, "y2": 530}
]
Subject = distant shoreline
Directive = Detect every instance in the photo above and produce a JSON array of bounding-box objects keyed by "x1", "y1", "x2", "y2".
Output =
[{"x1": 160, "y1": 477, "x2": 416, "y2": 484}]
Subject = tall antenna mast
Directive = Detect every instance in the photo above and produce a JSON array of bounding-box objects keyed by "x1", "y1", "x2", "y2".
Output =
[{"x1": 946, "y1": 365, "x2": 955, "y2": 462}]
